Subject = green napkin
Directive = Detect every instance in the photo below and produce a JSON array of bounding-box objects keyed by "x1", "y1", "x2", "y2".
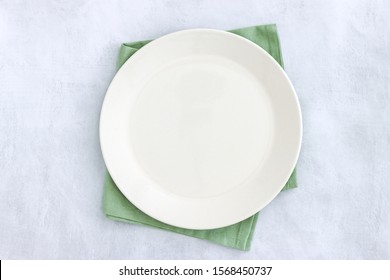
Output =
[{"x1": 103, "y1": 24, "x2": 297, "y2": 251}]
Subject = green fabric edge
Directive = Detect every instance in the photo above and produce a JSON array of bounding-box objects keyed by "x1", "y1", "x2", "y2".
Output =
[{"x1": 104, "y1": 24, "x2": 297, "y2": 251}]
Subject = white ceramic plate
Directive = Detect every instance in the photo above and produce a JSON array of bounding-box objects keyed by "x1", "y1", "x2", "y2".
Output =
[{"x1": 100, "y1": 29, "x2": 302, "y2": 230}]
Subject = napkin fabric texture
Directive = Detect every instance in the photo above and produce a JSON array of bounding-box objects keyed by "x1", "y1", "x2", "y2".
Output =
[{"x1": 103, "y1": 24, "x2": 297, "y2": 251}]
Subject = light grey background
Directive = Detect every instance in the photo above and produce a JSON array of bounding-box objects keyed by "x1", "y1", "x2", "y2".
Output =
[{"x1": 1, "y1": 0, "x2": 389, "y2": 259}]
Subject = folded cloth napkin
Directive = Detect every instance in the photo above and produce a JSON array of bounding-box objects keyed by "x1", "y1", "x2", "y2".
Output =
[{"x1": 103, "y1": 24, "x2": 297, "y2": 251}]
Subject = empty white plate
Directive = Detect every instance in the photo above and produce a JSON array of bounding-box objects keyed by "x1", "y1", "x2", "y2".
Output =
[{"x1": 100, "y1": 29, "x2": 302, "y2": 229}]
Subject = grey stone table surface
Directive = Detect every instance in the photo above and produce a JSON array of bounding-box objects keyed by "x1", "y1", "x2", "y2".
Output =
[{"x1": 0, "y1": 0, "x2": 389, "y2": 259}]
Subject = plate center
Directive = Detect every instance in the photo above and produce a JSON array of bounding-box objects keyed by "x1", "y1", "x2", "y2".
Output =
[{"x1": 130, "y1": 55, "x2": 273, "y2": 198}]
